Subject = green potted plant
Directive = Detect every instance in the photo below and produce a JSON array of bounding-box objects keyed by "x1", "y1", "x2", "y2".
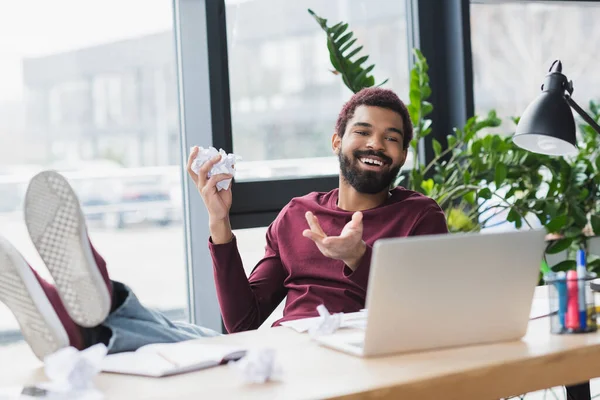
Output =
[
  {"x1": 534, "y1": 102, "x2": 600, "y2": 273},
  {"x1": 308, "y1": 9, "x2": 546, "y2": 234}
]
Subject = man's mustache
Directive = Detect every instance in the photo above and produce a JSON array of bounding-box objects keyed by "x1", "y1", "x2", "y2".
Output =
[{"x1": 353, "y1": 150, "x2": 392, "y2": 165}]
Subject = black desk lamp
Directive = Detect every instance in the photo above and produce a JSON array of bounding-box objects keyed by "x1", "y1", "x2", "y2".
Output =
[{"x1": 513, "y1": 60, "x2": 600, "y2": 156}]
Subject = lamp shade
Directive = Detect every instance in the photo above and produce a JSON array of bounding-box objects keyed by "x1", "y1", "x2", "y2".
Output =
[{"x1": 513, "y1": 61, "x2": 578, "y2": 156}]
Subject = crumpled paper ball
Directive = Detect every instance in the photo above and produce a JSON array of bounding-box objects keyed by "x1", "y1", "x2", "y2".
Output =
[
  {"x1": 190, "y1": 146, "x2": 240, "y2": 191},
  {"x1": 308, "y1": 304, "x2": 342, "y2": 337},
  {"x1": 229, "y1": 348, "x2": 282, "y2": 384}
]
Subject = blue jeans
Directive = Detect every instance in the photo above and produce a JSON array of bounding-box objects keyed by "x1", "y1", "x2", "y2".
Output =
[{"x1": 101, "y1": 282, "x2": 220, "y2": 354}]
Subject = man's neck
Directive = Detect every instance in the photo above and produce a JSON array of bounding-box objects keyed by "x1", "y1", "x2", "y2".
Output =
[{"x1": 337, "y1": 179, "x2": 390, "y2": 211}]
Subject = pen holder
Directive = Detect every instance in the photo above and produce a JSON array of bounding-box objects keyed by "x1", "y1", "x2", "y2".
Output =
[{"x1": 544, "y1": 272, "x2": 598, "y2": 334}]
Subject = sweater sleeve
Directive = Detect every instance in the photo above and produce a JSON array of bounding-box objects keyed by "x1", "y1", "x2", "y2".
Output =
[
  {"x1": 342, "y1": 244, "x2": 373, "y2": 287},
  {"x1": 209, "y1": 222, "x2": 287, "y2": 333}
]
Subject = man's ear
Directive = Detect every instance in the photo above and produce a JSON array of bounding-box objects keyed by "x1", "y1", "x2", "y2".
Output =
[{"x1": 332, "y1": 132, "x2": 342, "y2": 155}]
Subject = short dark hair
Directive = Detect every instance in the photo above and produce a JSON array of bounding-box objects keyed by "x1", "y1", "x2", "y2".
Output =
[{"x1": 335, "y1": 87, "x2": 413, "y2": 149}]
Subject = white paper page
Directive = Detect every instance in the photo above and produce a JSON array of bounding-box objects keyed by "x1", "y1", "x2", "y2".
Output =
[
  {"x1": 281, "y1": 311, "x2": 367, "y2": 333},
  {"x1": 101, "y1": 351, "x2": 174, "y2": 377},
  {"x1": 529, "y1": 297, "x2": 552, "y2": 320},
  {"x1": 138, "y1": 343, "x2": 245, "y2": 366}
]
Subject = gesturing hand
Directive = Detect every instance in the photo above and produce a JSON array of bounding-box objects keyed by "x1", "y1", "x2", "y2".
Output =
[{"x1": 302, "y1": 211, "x2": 367, "y2": 271}]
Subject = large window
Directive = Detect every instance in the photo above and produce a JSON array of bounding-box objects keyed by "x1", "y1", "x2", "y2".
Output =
[
  {"x1": 0, "y1": 0, "x2": 187, "y2": 340},
  {"x1": 225, "y1": 0, "x2": 411, "y2": 182},
  {"x1": 471, "y1": 1, "x2": 600, "y2": 130}
]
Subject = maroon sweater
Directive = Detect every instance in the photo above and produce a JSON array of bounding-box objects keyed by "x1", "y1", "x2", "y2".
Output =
[{"x1": 209, "y1": 187, "x2": 448, "y2": 333}]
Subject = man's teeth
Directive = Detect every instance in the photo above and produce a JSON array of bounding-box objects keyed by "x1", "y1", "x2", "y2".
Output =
[{"x1": 360, "y1": 157, "x2": 383, "y2": 166}]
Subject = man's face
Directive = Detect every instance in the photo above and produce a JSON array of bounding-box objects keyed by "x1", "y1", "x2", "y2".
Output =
[{"x1": 333, "y1": 105, "x2": 407, "y2": 194}]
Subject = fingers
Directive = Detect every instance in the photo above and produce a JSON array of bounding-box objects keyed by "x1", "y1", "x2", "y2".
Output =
[
  {"x1": 201, "y1": 173, "x2": 233, "y2": 194},
  {"x1": 195, "y1": 154, "x2": 222, "y2": 187},
  {"x1": 186, "y1": 146, "x2": 200, "y2": 182},
  {"x1": 302, "y1": 229, "x2": 325, "y2": 242},
  {"x1": 305, "y1": 211, "x2": 326, "y2": 237},
  {"x1": 351, "y1": 211, "x2": 363, "y2": 228}
]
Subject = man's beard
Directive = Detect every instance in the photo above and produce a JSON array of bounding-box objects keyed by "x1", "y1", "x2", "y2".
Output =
[{"x1": 338, "y1": 149, "x2": 402, "y2": 194}]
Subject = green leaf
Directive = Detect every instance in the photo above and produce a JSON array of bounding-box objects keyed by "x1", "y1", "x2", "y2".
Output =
[
  {"x1": 494, "y1": 163, "x2": 507, "y2": 187},
  {"x1": 463, "y1": 170, "x2": 471, "y2": 185},
  {"x1": 478, "y1": 188, "x2": 492, "y2": 200},
  {"x1": 572, "y1": 206, "x2": 588, "y2": 227},
  {"x1": 420, "y1": 178, "x2": 434, "y2": 195},
  {"x1": 336, "y1": 32, "x2": 353, "y2": 46},
  {"x1": 352, "y1": 55, "x2": 369, "y2": 68},
  {"x1": 507, "y1": 208, "x2": 520, "y2": 223},
  {"x1": 332, "y1": 23, "x2": 348, "y2": 40},
  {"x1": 352, "y1": 64, "x2": 375, "y2": 89},
  {"x1": 463, "y1": 191, "x2": 476, "y2": 205},
  {"x1": 344, "y1": 44, "x2": 362, "y2": 59},
  {"x1": 422, "y1": 85, "x2": 432, "y2": 99},
  {"x1": 591, "y1": 215, "x2": 600, "y2": 236},
  {"x1": 340, "y1": 38, "x2": 357, "y2": 54},
  {"x1": 422, "y1": 119, "x2": 432, "y2": 133},
  {"x1": 422, "y1": 101, "x2": 433, "y2": 117},
  {"x1": 309, "y1": 10, "x2": 387, "y2": 93},
  {"x1": 409, "y1": 90, "x2": 421, "y2": 108},
  {"x1": 432, "y1": 139, "x2": 442, "y2": 157},
  {"x1": 551, "y1": 260, "x2": 577, "y2": 272},
  {"x1": 447, "y1": 208, "x2": 478, "y2": 232},
  {"x1": 447, "y1": 135, "x2": 457, "y2": 148},
  {"x1": 546, "y1": 237, "x2": 574, "y2": 254},
  {"x1": 545, "y1": 215, "x2": 568, "y2": 233}
]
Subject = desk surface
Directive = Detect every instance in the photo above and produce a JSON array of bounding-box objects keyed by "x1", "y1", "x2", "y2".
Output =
[{"x1": 3, "y1": 317, "x2": 600, "y2": 400}]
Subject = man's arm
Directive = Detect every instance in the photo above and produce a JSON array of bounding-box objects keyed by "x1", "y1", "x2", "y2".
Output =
[
  {"x1": 209, "y1": 223, "x2": 287, "y2": 333},
  {"x1": 186, "y1": 148, "x2": 286, "y2": 332}
]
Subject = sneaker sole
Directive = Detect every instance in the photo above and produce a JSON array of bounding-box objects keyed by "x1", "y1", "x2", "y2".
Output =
[
  {"x1": 24, "y1": 171, "x2": 111, "y2": 327},
  {"x1": 0, "y1": 236, "x2": 69, "y2": 360}
]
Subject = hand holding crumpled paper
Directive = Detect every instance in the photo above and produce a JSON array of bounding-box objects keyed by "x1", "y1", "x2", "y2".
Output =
[{"x1": 190, "y1": 146, "x2": 240, "y2": 191}]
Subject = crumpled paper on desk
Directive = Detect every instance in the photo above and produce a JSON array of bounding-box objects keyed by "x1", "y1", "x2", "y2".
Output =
[
  {"x1": 308, "y1": 305, "x2": 342, "y2": 337},
  {"x1": 24, "y1": 343, "x2": 108, "y2": 399},
  {"x1": 190, "y1": 146, "x2": 240, "y2": 191},
  {"x1": 229, "y1": 348, "x2": 282, "y2": 384}
]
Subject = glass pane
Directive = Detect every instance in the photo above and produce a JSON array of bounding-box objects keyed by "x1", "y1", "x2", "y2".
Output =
[
  {"x1": 471, "y1": 1, "x2": 600, "y2": 132},
  {"x1": 226, "y1": 0, "x2": 412, "y2": 181},
  {"x1": 0, "y1": 0, "x2": 187, "y2": 341}
]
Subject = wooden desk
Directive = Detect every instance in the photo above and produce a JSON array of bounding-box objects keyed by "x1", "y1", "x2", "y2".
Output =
[{"x1": 2, "y1": 317, "x2": 600, "y2": 400}]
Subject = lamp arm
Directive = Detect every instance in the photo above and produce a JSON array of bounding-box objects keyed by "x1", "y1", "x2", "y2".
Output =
[{"x1": 566, "y1": 96, "x2": 600, "y2": 135}]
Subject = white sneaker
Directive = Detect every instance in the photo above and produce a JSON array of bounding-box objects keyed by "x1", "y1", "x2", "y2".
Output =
[
  {"x1": 24, "y1": 171, "x2": 111, "y2": 327},
  {"x1": 0, "y1": 236, "x2": 70, "y2": 360}
]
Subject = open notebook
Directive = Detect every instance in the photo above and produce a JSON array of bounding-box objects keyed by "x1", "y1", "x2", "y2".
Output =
[{"x1": 101, "y1": 341, "x2": 246, "y2": 378}]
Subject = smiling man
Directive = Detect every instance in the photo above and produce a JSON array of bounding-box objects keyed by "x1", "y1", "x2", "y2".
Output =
[{"x1": 193, "y1": 87, "x2": 449, "y2": 332}]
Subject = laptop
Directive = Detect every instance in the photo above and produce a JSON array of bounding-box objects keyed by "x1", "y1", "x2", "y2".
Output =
[{"x1": 315, "y1": 229, "x2": 547, "y2": 357}]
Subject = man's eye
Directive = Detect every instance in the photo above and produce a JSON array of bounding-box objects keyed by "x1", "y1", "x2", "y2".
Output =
[
  {"x1": 355, "y1": 131, "x2": 369, "y2": 136},
  {"x1": 386, "y1": 137, "x2": 399, "y2": 142}
]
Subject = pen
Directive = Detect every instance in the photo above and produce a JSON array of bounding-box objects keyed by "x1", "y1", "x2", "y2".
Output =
[
  {"x1": 577, "y1": 249, "x2": 587, "y2": 330},
  {"x1": 555, "y1": 271, "x2": 567, "y2": 330},
  {"x1": 566, "y1": 270, "x2": 580, "y2": 330}
]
